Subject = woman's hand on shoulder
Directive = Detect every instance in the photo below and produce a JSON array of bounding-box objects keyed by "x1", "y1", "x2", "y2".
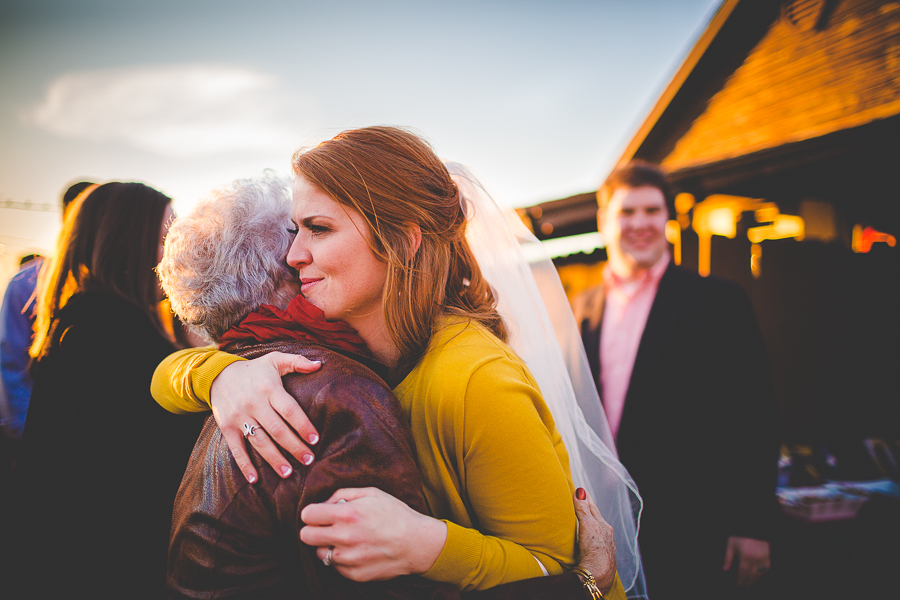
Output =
[
  {"x1": 211, "y1": 351, "x2": 322, "y2": 483},
  {"x1": 299, "y1": 487, "x2": 447, "y2": 581}
]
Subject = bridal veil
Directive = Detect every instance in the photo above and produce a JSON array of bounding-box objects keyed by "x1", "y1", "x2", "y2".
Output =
[{"x1": 448, "y1": 163, "x2": 647, "y2": 599}]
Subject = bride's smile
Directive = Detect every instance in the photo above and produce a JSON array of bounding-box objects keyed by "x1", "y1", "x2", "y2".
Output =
[{"x1": 287, "y1": 176, "x2": 388, "y2": 335}]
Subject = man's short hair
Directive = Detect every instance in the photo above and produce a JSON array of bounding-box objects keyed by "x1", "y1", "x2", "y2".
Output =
[
  {"x1": 19, "y1": 254, "x2": 41, "y2": 267},
  {"x1": 61, "y1": 181, "x2": 95, "y2": 214},
  {"x1": 597, "y1": 161, "x2": 673, "y2": 212}
]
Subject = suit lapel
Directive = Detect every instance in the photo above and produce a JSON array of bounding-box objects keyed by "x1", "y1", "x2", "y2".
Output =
[{"x1": 624, "y1": 264, "x2": 688, "y2": 407}]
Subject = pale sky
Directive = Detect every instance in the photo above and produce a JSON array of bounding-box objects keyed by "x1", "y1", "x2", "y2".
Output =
[{"x1": 0, "y1": 0, "x2": 720, "y2": 285}]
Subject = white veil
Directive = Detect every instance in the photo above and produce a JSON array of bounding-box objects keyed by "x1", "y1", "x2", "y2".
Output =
[{"x1": 448, "y1": 163, "x2": 647, "y2": 598}]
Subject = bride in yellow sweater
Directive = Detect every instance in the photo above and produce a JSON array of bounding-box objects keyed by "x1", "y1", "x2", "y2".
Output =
[{"x1": 153, "y1": 126, "x2": 642, "y2": 597}]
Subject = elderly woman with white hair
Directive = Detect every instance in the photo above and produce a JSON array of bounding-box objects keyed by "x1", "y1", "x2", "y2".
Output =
[
  {"x1": 159, "y1": 172, "x2": 617, "y2": 600},
  {"x1": 158, "y1": 173, "x2": 449, "y2": 599}
]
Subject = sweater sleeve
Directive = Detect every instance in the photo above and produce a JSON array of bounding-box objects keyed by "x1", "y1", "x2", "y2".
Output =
[
  {"x1": 150, "y1": 347, "x2": 244, "y2": 414},
  {"x1": 423, "y1": 355, "x2": 577, "y2": 590}
]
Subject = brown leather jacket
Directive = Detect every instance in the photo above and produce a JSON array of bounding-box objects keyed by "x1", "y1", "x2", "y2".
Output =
[
  {"x1": 167, "y1": 338, "x2": 456, "y2": 599},
  {"x1": 167, "y1": 338, "x2": 592, "y2": 600}
]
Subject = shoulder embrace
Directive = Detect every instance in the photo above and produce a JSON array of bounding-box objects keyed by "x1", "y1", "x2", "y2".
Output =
[{"x1": 288, "y1": 352, "x2": 404, "y2": 423}]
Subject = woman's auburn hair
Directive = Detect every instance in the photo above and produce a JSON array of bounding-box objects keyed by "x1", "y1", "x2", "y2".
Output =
[
  {"x1": 292, "y1": 125, "x2": 507, "y2": 372},
  {"x1": 30, "y1": 182, "x2": 172, "y2": 362}
]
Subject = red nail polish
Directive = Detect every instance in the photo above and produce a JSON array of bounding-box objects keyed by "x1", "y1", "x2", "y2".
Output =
[{"x1": 576, "y1": 487, "x2": 586, "y2": 500}]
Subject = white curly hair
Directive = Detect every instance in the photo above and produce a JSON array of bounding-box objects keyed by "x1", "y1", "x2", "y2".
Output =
[{"x1": 157, "y1": 171, "x2": 301, "y2": 342}]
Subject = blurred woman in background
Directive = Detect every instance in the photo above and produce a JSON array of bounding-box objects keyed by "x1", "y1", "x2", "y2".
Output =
[{"x1": 11, "y1": 182, "x2": 203, "y2": 599}]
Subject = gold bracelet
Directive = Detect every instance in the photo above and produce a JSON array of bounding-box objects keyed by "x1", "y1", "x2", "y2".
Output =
[{"x1": 572, "y1": 566, "x2": 604, "y2": 599}]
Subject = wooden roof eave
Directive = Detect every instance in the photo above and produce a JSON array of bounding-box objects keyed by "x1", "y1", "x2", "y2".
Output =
[
  {"x1": 616, "y1": 0, "x2": 782, "y2": 168},
  {"x1": 667, "y1": 114, "x2": 900, "y2": 196}
]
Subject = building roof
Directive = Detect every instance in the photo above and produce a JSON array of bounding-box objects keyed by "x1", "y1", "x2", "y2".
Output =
[
  {"x1": 525, "y1": 0, "x2": 900, "y2": 237},
  {"x1": 617, "y1": 0, "x2": 782, "y2": 168}
]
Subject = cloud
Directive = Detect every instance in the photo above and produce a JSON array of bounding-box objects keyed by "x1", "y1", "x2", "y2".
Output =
[{"x1": 24, "y1": 64, "x2": 306, "y2": 158}]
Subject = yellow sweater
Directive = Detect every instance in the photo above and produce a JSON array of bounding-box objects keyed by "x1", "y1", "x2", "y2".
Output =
[
  {"x1": 393, "y1": 318, "x2": 577, "y2": 589},
  {"x1": 151, "y1": 320, "x2": 626, "y2": 597}
]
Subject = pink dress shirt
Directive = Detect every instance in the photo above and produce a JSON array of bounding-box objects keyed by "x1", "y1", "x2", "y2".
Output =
[{"x1": 599, "y1": 253, "x2": 670, "y2": 439}]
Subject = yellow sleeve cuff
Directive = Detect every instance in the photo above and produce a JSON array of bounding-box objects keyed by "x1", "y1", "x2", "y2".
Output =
[
  {"x1": 190, "y1": 351, "x2": 245, "y2": 408},
  {"x1": 423, "y1": 520, "x2": 551, "y2": 590},
  {"x1": 423, "y1": 520, "x2": 482, "y2": 587},
  {"x1": 150, "y1": 347, "x2": 245, "y2": 414}
]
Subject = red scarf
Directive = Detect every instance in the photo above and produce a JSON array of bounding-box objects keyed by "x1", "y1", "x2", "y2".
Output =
[{"x1": 218, "y1": 295, "x2": 371, "y2": 357}]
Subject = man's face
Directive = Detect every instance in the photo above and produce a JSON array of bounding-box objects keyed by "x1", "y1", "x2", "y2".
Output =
[{"x1": 599, "y1": 185, "x2": 669, "y2": 278}]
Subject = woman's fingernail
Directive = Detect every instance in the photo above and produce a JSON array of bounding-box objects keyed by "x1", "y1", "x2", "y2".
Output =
[
  {"x1": 576, "y1": 487, "x2": 586, "y2": 500},
  {"x1": 247, "y1": 473, "x2": 257, "y2": 484},
  {"x1": 281, "y1": 465, "x2": 293, "y2": 477},
  {"x1": 301, "y1": 454, "x2": 314, "y2": 466},
  {"x1": 308, "y1": 433, "x2": 319, "y2": 445}
]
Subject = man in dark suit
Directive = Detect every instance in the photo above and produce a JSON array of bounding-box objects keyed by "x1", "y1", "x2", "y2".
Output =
[{"x1": 571, "y1": 162, "x2": 779, "y2": 598}]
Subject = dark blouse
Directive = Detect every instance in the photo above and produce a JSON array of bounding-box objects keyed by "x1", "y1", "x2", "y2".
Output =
[{"x1": 12, "y1": 291, "x2": 203, "y2": 599}]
